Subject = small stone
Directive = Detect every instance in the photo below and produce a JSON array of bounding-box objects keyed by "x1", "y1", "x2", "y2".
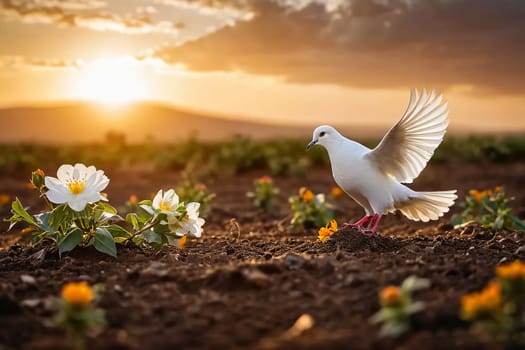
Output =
[
  {"x1": 21, "y1": 299, "x2": 40, "y2": 308},
  {"x1": 140, "y1": 262, "x2": 171, "y2": 278},
  {"x1": 20, "y1": 274, "x2": 36, "y2": 285},
  {"x1": 240, "y1": 267, "x2": 271, "y2": 288},
  {"x1": 515, "y1": 245, "x2": 525, "y2": 256},
  {"x1": 283, "y1": 253, "x2": 305, "y2": 269}
]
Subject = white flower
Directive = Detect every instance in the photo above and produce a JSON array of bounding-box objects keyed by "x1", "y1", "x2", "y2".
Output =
[
  {"x1": 169, "y1": 202, "x2": 205, "y2": 238},
  {"x1": 152, "y1": 189, "x2": 180, "y2": 215},
  {"x1": 44, "y1": 163, "x2": 109, "y2": 212}
]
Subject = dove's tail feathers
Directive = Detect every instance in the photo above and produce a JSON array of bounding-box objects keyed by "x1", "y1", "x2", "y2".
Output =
[{"x1": 397, "y1": 190, "x2": 457, "y2": 222}]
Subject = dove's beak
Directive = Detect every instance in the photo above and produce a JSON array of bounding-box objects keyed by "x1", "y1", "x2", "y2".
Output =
[{"x1": 306, "y1": 139, "x2": 317, "y2": 151}]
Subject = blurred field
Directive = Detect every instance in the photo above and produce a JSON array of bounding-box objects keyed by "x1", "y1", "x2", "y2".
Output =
[{"x1": 1, "y1": 134, "x2": 525, "y2": 177}]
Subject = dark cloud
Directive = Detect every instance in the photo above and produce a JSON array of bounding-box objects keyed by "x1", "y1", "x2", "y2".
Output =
[
  {"x1": 143, "y1": 0, "x2": 525, "y2": 94},
  {"x1": 0, "y1": 0, "x2": 180, "y2": 34}
]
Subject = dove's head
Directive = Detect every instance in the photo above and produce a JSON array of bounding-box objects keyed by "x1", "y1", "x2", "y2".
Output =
[{"x1": 307, "y1": 125, "x2": 342, "y2": 151}]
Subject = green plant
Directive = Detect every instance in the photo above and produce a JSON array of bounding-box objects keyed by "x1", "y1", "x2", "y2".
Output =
[
  {"x1": 6, "y1": 164, "x2": 206, "y2": 256},
  {"x1": 461, "y1": 260, "x2": 525, "y2": 345},
  {"x1": 246, "y1": 176, "x2": 280, "y2": 214},
  {"x1": 175, "y1": 178, "x2": 215, "y2": 217},
  {"x1": 289, "y1": 187, "x2": 334, "y2": 228},
  {"x1": 50, "y1": 281, "x2": 106, "y2": 350},
  {"x1": 370, "y1": 276, "x2": 430, "y2": 337},
  {"x1": 451, "y1": 186, "x2": 525, "y2": 230}
]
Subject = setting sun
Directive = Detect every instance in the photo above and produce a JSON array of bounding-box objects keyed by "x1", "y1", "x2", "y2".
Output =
[{"x1": 74, "y1": 56, "x2": 148, "y2": 106}]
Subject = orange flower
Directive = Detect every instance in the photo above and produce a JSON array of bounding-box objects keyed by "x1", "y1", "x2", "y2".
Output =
[
  {"x1": 21, "y1": 227, "x2": 36, "y2": 235},
  {"x1": 496, "y1": 260, "x2": 525, "y2": 281},
  {"x1": 195, "y1": 183, "x2": 207, "y2": 190},
  {"x1": 258, "y1": 176, "x2": 272, "y2": 184},
  {"x1": 299, "y1": 187, "x2": 314, "y2": 203},
  {"x1": 468, "y1": 189, "x2": 487, "y2": 202},
  {"x1": 35, "y1": 168, "x2": 45, "y2": 177},
  {"x1": 331, "y1": 186, "x2": 344, "y2": 198},
  {"x1": 0, "y1": 194, "x2": 11, "y2": 206},
  {"x1": 178, "y1": 235, "x2": 187, "y2": 249},
  {"x1": 380, "y1": 286, "x2": 403, "y2": 307},
  {"x1": 61, "y1": 281, "x2": 94, "y2": 308},
  {"x1": 318, "y1": 220, "x2": 338, "y2": 243},
  {"x1": 461, "y1": 281, "x2": 502, "y2": 320},
  {"x1": 128, "y1": 194, "x2": 138, "y2": 205}
]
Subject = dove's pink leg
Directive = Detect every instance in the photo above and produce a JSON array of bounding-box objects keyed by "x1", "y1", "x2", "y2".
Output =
[
  {"x1": 343, "y1": 215, "x2": 371, "y2": 229},
  {"x1": 363, "y1": 214, "x2": 382, "y2": 234}
]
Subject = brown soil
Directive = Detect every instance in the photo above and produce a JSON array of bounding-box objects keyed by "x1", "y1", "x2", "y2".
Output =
[{"x1": 1, "y1": 162, "x2": 525, "y2": 350}]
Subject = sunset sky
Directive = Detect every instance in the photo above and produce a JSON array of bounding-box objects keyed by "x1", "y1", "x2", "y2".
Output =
[{"x1": 1, "y1": 0, "x2": 524, "y2": 131}]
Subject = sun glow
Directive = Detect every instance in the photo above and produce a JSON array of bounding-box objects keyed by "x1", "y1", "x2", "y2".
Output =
[{"x1": 75, "y1": 56, "x2": 149, "y2": 106}]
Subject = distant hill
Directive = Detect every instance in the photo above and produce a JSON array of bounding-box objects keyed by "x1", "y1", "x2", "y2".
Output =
[{"x1": 0, "y1": 102, "x2": 329, "y2": 144}]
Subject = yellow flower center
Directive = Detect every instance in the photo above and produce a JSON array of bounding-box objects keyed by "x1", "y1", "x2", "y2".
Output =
[
  {"x1": 61, "y1": 281, "x2": 94, "y2": 307},
  {"x1": 160, "y1": 201, "x2": 172, "y2": 212},
  {"x1": 67, "y1": 180, "x2": 86, "y2": 195}
]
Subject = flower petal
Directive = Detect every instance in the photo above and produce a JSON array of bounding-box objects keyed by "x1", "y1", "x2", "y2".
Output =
[
  {"x1": 56, "y1": 164, "x2": 74, "y2": 182},
  {"x1": 68, "y1": 198, "x2": 88, "y2": 212},
  {"x1": 152, "y1": 190, "x2": 163, "y2": 210}
]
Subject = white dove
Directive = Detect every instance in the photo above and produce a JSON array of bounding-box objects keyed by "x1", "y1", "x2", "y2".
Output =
[{"x1": 307, "y1": 88, "x2": 457, "y2": 234}]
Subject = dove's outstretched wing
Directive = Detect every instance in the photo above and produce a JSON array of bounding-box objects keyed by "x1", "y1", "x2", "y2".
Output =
[{"x1": 366, "y1": 88, "x2": 449, "y2": 184}]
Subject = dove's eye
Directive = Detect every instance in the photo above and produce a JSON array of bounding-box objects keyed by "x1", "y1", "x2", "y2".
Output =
[{"x1": 319, "y1": 131, "x2": 326, "y2": 137}]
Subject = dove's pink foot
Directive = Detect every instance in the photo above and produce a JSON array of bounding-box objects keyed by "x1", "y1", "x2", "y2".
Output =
[
  {"x1": 343, "y1": 215, "x2": 371, "y2": 229},
  {"x1": 361, "y1": 214, "x2": 382, "y2": 234}
]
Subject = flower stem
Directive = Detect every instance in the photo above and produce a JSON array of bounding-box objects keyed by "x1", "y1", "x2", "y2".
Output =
[{"x1": 124, "y1": 219, "x2": 160, "y2": 244}]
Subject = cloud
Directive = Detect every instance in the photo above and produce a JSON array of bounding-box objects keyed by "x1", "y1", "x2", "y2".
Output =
[
  {"x1": 0, "y1": 0, "x2": 181, "y2": 34},
  {"x1": 0, "y1": 55, "x2": 83, "y2": 69},
  {"x1": 141, "y1": 0, "x2": 525, "y2": 94}
]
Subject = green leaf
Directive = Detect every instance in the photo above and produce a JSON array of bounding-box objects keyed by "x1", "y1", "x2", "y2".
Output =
[
  {"x1": 34, "y1": 212, "x2": 56, "y2": 235},
  {"x1": 126, "y1": 213, "x2": 140, "y2": 230},
  {"x1": 94, "y1": 228, "x2": 117, "y2": 257},
  {"x1": 509, "y1": 214, "x2": 525, "y2": 230},
  {"x1": 11, "y1": 198, "x2": 37, "y2": 226},
  {"x1": 58, "y1": 228, "x2": 83, "y2": 257},
  {"x1": 49, "y1": 204, "x2": 73, "y2": 229},
  {"x1": 96, "y1": 211, "x2": 123, "y2": 224},
  {"x1": 143, "y1": 230, "x2": 163, "y2": 244},
  {"x1": 139, "y1": 204, "x2": 155, "y2": 216},
  {"x1": 106, "y1": 225, "x2": 132, "y2": 239},
  {"x1": 97, "y1": 202, "x2": 118, "y2": 215}
]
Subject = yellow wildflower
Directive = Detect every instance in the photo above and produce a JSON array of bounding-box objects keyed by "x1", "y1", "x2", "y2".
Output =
[
  {"x1": 331, "y1": 186, "x2": 344, "y2": 198},
  {"x1": 299, "y1": 187, "x2": 314, "y2": 203},
  {"x1": 318, "y1": 220, "x2": 338, "y2": 243},
  {"x1": 380, "y1": 286, "x2": 403, "y2": 307},
  {"x1": 496, "y1": 260, "x2": 525, "y2": 281},
  {"x1": 61, "y1": 281, "x2": 94, "y2": 308},
  {"x1": 461, "y1": 281, "x2": 502, "y2": 320}
]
